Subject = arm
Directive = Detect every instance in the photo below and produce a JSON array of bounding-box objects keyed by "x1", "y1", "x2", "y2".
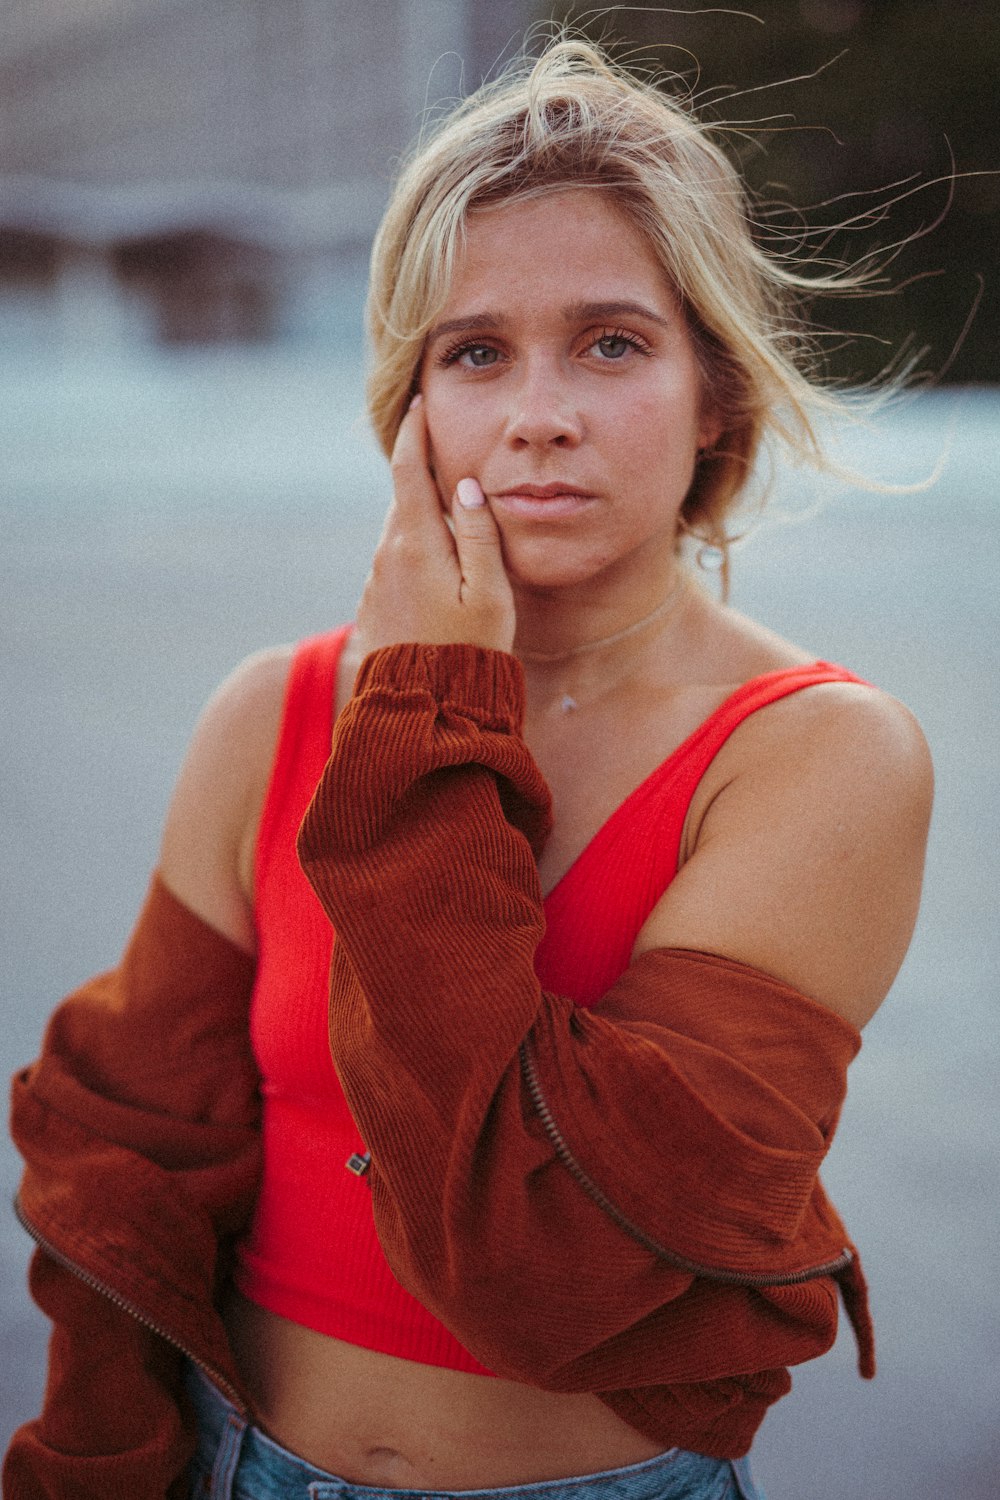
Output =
[
  {"x1": 7, "y1": 879, "x2": 259, "y2": 1500},
  {"x1": 636, "y1": 676, "x2": 933, "y2": 1029},
  {"x1": 294, "y1": 400, "x2": 928, "y2": 1388},
  {"x1": 6, "y1": 650, "x2": 288, "y2": 1498},
  {"x1": 297, "y1": 643, "x2": 920, "y2": 1386}
]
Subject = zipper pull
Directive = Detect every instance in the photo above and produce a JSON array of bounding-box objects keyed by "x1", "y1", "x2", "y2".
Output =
[{"x1": 345, "y1": 1149, "x2": 371, "y2": 1178}]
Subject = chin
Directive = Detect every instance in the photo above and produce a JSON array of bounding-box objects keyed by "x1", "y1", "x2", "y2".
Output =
[
  {"x1": 505, "y1": 556, "x2": 606, "y2": 595},
  {"x1": 501, "y1": 537, "x2": 631, "y2": 597}
]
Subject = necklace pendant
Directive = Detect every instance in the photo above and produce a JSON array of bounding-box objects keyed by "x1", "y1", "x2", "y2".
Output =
[{"x1": 560, "y1": 694, "x2": 578, "y2": 713}]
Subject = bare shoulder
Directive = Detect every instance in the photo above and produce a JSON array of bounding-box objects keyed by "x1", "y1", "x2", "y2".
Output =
[
  {"x1": 741, "y1": 681, "x2": 933, "y2": 909},
  {"x1": 159, "y1": 645, "x2": 295, "y2": 953},
  {"x1": 685, "y1": 589, "x2": 933, "y2": 806},
  {"x1": 640, "y1": 678, "x2": 933, "y2": 1028},
  {"x1": 188, "y1": 644, "x2": 295, "y2": 761},
  {"x1": 688, "y1": 593, "x2": 933, "y2": 823},
  {"x1": 739, "y1": 678, "x2": 933, "y2": 819}
]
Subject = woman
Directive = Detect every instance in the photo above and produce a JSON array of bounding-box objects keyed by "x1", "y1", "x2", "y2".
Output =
[{"x1": 7, "y1": 38, "x2": 932, "y2": 1500}]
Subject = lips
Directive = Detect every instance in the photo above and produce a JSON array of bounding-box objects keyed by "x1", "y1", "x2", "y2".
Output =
[
  {"x1": 491, "y1": 482, "x2": 596, "y2": 518},
  {"x1": 494, "y1": 482, "x2": 594, "y2": 499}
]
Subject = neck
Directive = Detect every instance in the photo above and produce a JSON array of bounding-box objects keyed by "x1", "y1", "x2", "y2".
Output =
[
  {"x1": 515, "y1": 561, "x2": 689, "y2": 660},
  {"x1": 514, "y1": 566, "x2": 692, "y2": 714},
  {"x1": 517, "y1": 571, "x2": 687, "y2": 664}
]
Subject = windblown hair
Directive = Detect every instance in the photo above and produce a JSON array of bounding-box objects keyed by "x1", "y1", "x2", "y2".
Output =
[{"x1": 366, "y1": 36, "x2": 859, "y2": 562}]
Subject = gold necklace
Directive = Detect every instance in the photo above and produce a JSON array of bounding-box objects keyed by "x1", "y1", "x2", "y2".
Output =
[{"x1": 517, "y1": 571, "x2": 689, "y2": 713}]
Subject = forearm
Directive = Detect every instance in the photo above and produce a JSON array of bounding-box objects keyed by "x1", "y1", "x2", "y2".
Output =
[
  {"x1": 2, "y1": 1252, "x2": 191, "y2": 1500},
  {"x1": 298, "y1": 644, "x2": 861, "y2": 1381},
  {"x1": 8, "y1": 876, "x2": 260, "y2": 1494}
]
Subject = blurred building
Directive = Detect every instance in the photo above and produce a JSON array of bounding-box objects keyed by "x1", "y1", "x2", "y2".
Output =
[{"x1": 0, "y1": 0, "x2": 539, "y2": 347}]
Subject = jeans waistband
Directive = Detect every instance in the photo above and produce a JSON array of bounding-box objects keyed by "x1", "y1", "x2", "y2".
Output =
[{"x1": 183, "y1": 1360, "x2": 764, "y2": 1500}]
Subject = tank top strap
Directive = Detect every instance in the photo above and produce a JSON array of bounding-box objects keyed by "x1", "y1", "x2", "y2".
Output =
[
  {"x1": 536, "y1": 660, "x2": 869, "y2": 1005},
  {"x1": 662, "y1": 660, "x2": 868, "y2": 811},
  {"x1": 254, "y1": 626, "x2": 353, "y2": 902}
]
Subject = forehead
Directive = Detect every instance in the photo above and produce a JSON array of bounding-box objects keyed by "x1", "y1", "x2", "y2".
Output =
[{"x1": 442, "y1": 188, "x2": 674, "y2": 315}]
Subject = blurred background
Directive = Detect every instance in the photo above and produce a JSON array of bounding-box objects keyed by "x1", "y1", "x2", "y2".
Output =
[
  {"x1": 1, "y1": 4, "x2": 997, "y2": 1498},
  {"x1": 1, "y1": 0, "x2": 996, "y2": 373}
]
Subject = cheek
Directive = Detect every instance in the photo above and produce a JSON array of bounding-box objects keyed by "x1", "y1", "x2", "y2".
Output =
[
  {"x1": 611, "y1": 396, "x2": 692, "y2": 476},
  {"x1": 424, "y1": 391, "x2": 487, "y2": 490},
  {"x1": 422, "y1": 391, "x2": 453, "y2": 477},
  {"x1": 628, "y1": 375, "x2": 705, "y2": 461}
]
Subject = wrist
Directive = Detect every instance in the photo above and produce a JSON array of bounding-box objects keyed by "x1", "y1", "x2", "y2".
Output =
[{"x1": 353, "y1": 642, "x2": 526, "y2": 732}]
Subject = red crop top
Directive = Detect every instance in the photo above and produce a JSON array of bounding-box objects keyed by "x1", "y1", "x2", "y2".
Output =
[{"x1": 232, "y1": 628, "x2": 864, "y2": 1372}]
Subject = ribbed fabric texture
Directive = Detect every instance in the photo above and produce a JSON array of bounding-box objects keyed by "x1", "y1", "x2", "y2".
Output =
[
  {"x1": 292, "y1": 642, "x2": 875, "y2": 1456},
  {"x1": 232, "y1": 630, "x2": 495, "y2": 1373},
  {"x1": 236, "y1": 629, "x2": 871, "y2": 1456},
  {"x1": 8, "y1": 874, "x2": 261, "y2": 1497}
]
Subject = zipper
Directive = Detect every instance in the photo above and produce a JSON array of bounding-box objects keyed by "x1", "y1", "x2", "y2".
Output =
[
  {"x1": 518, "y1": 1041, "x2": 853, "y2": 1289},
  {"x1": 14, "y1": 1194, "x2": 249, "y2": 1415}
]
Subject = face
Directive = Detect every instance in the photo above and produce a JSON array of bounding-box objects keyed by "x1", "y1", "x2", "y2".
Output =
[{"x1": 419, "y1": 189, "x2": 720, "y2": 597}]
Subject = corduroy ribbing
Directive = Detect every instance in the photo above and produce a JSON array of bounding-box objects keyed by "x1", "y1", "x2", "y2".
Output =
[
  {"x1": 236, "y1": 627, "x2": 494, "y2": 1374},
  {"x1": 294, "y1": 641, "x2": 876, "y2": 1454}
]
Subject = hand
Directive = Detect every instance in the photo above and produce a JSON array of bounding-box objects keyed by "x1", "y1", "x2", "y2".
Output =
[{"x1": 353, "y1": 396, "x2": 516, "y2": 656}]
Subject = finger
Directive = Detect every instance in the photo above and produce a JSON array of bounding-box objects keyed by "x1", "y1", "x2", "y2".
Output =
[
  {"x1": 451, "y1": 479, "x2": 510, "y2": 599},
  {"x1": 389, "y1": 395, "x2": 448, "y2": 527}
]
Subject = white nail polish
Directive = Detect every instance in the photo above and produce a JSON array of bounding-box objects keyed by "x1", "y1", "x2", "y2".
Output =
[{"x1": 456, "y1": 478, "x2": 485, "y2": 508}]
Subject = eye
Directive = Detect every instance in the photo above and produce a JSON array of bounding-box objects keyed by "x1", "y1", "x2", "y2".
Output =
[
  {"x1": 588, "y1": 328, "x2": 652, "y2": 362},
  {"x1": 437, "y1": 340, "x2": 502, "y2": 370},
  {"x1": 595, "y1": 334, "x2": 632, "y2": 360}
]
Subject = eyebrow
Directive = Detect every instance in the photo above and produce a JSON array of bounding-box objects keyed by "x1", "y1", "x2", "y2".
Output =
[
  {"x1": 426, "y1": 299, "x2": 672, "y2": 345},
  {"x1": 565, "y1": 299, "x2": 672, "y2": 329}
]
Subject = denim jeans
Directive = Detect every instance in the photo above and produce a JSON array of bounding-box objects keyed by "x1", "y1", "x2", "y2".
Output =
[{"x1": 183, "y1": 1362, "x2": 765, "y2": 1500}]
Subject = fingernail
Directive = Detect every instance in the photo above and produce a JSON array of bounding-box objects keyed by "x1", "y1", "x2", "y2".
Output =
[
  {"x1": 408, "y1": 393, "x2": 423, "y2": 410},
  {"x1": 456, "y1": 478, "x2": 485, "y2": 509}
]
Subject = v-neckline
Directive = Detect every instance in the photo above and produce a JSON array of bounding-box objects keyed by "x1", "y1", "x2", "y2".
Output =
[
  {"x1": 322, "y1": 631, "x2": 843, "y2": 913},
  {"x1": 540, "y1": 662, "x2": 835, "y2": 906}
]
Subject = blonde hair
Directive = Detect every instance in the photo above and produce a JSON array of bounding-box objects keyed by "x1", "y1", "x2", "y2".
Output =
[{"x1": 366, "y1": 36, "x2": 862, "y2": 568}]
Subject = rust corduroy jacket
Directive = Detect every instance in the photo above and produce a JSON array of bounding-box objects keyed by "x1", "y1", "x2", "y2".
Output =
[{"x1": 7, "y1": 643, "x2": 874, "y2": 1499}]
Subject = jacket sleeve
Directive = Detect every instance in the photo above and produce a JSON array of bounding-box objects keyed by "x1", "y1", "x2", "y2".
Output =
[
  {"x1": 296, "y1": 643, "x2": 865, "y2": 1389},
  {"x1": 5, "y1": 874, "x2": 260, "y2": 1500}
]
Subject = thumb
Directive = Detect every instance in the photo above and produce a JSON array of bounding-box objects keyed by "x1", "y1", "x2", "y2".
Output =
[
  {"x1": 452, "y1": 478, "x2": 508, "y2": 596},
  {"x1": 451, "y1": 479, "x2": 515, "y2": 648}
]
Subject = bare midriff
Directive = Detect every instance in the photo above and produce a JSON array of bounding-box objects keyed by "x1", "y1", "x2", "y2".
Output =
[{"x1": 223, "y1": 1290, "x2": 668, "y2": 1488}]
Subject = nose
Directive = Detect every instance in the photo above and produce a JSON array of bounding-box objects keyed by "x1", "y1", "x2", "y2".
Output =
[{"x1": 503, "y1": 360, "x2": 583, "y2": 450}]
